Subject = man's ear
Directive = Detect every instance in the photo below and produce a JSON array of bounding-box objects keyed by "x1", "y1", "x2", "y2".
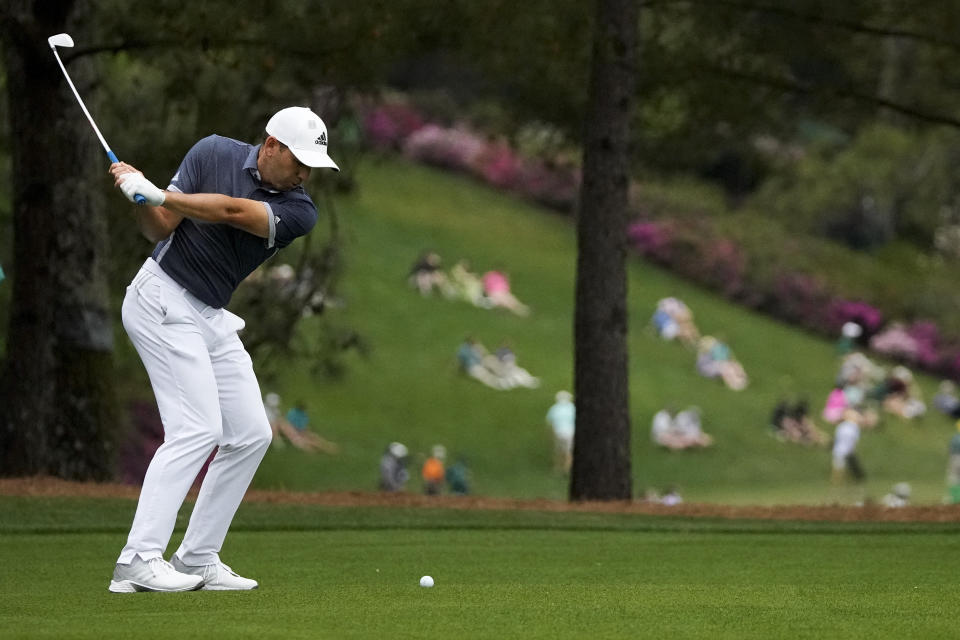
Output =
[{"x1": 263, "y1": 136, "x2": 282, "y2": 154}]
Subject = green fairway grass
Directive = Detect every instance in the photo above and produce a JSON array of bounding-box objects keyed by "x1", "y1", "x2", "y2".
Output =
[
  {"x1": 2, "y1": 497, "x2": 958, "y2": 639},
  {"x1": 245, "y1": 157, "x2": 958, "y2": 505}
]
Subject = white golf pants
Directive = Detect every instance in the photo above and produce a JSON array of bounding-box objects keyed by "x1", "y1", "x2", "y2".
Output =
[{"x1": 117, "y1": 258, "x2": 272, "y2": 566}]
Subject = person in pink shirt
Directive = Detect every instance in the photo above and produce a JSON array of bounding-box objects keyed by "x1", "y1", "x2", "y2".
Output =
[
  {"x1": 822, "y1": 386, "x2": 848, "y2": 423},
  {"x1": 482, "y1": 270, "x2": 530, "y2": 316}
]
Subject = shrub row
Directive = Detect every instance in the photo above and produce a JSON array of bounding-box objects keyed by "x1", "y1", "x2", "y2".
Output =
[{"x1": 363, "y1": 102, "x2": 581, "y2": 213}]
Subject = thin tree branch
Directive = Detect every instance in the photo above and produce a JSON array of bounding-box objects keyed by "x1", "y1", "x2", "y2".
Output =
[
  {"x1": 62, "y1": 33, "x2": 364, "y2": 64},
  {"x1": 702, "y1": 63, "x2": 960, "y2": 128},
  {"x1": 641, "y1": 0, "x2": 960, "y2": 54}
]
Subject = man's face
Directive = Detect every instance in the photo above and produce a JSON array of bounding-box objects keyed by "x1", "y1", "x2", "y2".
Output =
[{"x1": 259, "y1": 137, "x2": 311, "y2": 191}]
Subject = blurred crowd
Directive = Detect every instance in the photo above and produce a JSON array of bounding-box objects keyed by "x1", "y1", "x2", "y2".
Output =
[
  {"x1": 648, "y1": 296, "x2": 960, "y2": 505},
  {"x1": 254, "y1": 248, "x2": 960, "y2": 506}
]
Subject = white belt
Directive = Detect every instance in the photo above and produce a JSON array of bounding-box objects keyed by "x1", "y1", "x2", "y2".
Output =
[{"x1": 137, "y1": 258, "x2": 214, "y2": 314}]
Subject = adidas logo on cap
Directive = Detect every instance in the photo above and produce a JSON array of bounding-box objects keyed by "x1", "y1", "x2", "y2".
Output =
[{"x1": 315, "y1": 132, "x2": 327, "y2": 146}]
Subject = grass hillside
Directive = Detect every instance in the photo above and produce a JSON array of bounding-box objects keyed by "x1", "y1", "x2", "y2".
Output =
[{"x1": 253, "y1": 156, "x2": 957, "y2": 505}]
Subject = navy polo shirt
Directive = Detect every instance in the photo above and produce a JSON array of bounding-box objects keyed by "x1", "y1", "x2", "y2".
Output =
[{"x1": 151, "y1": 135, "x2": 318, "y2": 308}]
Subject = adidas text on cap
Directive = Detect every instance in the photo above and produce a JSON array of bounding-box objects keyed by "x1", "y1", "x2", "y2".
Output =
[{"x1": 265, "y1": 106, "x2": 339, "y2": 171}]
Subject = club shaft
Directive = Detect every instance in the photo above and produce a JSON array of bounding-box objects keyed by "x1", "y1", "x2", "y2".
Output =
[{"x1": 51, "y1": 48, "x2": 113, "y2": 158}]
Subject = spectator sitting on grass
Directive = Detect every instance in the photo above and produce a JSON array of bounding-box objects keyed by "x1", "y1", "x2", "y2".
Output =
[
  {"x1": 651, "y1": 407, "x2": 690, "y2": 450},
  {"x1": 771, "y1": 398, "x2": 828, "y2": 447},
  {"x1": 283, "y1": 401, "x2": 340, "y2": 454},
  {"x1": 881, "y1": 482, "x2": 911, "y2": 508},
  {"x1": 770, "y1": 400, "x2": 794, "y2": 440},
  {"x1": 879, "y1": 366, "x2": 926, "y2": 420},
  {"x1": 934, "y1": 381, "x2": 960, "y2": 417},
  {"x1": 408, "y1": 251, "x2": 452, "y2": 297},
  {"x1": 379, "y1": 442, "x2": 409, "y2": 492},
  {"x1": 651, "y1": 297, "x2": 700, "y2": 346},
  {"x1": 422, "y1": 445, "x2": 447, "y2": 496},
  {"x1": 674, "y1": 407, "x2": 714, "y2": 448},
  {"x1": 651, "y1": 306, "x2": 678, "y2": 341},
  {"x1": 835, "y1": 351, "x2": 883, "y2": 396},
  {"x1": 652, "y1": 407, "x2": 713, "y2": 450},
  {"x1": 264, "y1": 392, "x2": 287, "y2": 449},
  {"x1": 446, "y1": 457, "x2": 471, "y2": 495},
  {"x1": 660, "y1": 486, "x2": 683, "y2": 506}
]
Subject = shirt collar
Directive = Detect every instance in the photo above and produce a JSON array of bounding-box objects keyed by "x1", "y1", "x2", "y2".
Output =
[{"x1": 245, "y1": 144, "x2": 281, "y2": 194}]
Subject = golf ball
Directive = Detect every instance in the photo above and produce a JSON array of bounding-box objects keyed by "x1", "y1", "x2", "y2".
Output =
[{"x1": 419, "y1": 575, "x2": 434, "y2": 588}]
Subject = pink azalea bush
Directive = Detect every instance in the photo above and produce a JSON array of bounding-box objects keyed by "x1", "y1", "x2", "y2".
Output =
[
  {"x1": 389, "y1": 111, "x2": 580, "y2": 211},
  {"x1": 402, "y1": 124, "x2": 486, "y2": 171},
  {"x1": 703, "y1": 238, "x2": 748, "y2": 298},
  {"x1": 513, "y1": 159, "x2": 581, "y2": 211},
  {"x1": 474, "y1": 139, "x2": 521, "y2": 189},
  {"x1": 627, "y1": 220, "x2": 673, "y2": 262},
  {"x1": 768, "y1": 272, "x2": 832, "y2": 329},
  {"x1": 628, "y1": 218, "x2": 747, "y2": 299},
  {"x1": 363, "y1": 102, "x2": 426, "y2": 150},
  {"x1": 870, "y1": 323, "x2": 924, "y2": 363},
  {"x1": 825, "y1": 299, "x2": 885, "y2": 336},
  {"x1": 870, "y1": 321, "x2": 942, "y2": 369}
]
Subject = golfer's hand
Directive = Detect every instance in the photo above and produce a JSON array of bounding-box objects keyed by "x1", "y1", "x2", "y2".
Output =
[
  {"x1": 109, "y1": 161, "x2": 141, "y2": 186},
  {"x1": 117, "y1": 171, "x2": 166, "y2": 207}
]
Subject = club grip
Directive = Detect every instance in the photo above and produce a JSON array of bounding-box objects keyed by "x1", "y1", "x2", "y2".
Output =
[{"x1": 106, "y1": 149, "x2": 147, "y2": 205}]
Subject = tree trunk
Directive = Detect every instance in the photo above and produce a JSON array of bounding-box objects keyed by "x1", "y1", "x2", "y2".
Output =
[
  {"x1": 0, "y1": 0, "x2": 119, "y2": 479},
  {"x1": 569, "y1": 0, "x2": 638, "y2": 501}
]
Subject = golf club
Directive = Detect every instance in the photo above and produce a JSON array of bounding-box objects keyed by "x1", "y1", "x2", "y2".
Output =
[{"x1": 47, "y1": 32, "x2": 145, "y2": 204}]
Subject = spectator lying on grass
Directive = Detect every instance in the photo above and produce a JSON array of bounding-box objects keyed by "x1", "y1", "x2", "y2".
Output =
[
  {"x1": 696, "y1": 336, "x2": 748, "y2": 391},
  {"x1": 456, "y1": 337, "x2": 539, "y2": 390},
  {"x1": 651, "y1": 297, "x2": 700, "y2": 347},
  {"x1": 481, "y1": 269, "x2": 530, "y2": 317}
]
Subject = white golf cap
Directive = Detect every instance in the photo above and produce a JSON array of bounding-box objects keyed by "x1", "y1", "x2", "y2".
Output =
[{"x1": 265, "y1": 106, "x2": 339, "y2": 171}]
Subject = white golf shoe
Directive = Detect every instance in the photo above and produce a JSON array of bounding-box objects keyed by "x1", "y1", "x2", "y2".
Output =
[
  {"x1": 171, "y1": 555, "x2": 259, "y2": 591},
  {"x1": 108, "y1": 556, "x2": 204, "y2": 593}
]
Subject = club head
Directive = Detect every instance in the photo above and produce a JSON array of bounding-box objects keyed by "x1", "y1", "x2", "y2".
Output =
[{"x1": 47, "y1": 33, "x2": 74, "y2": 49}]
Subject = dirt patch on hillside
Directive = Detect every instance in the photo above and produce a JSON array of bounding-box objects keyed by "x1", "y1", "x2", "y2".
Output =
[{"x1": 4, "y1": 476, "x2": 960, "y2": 523}]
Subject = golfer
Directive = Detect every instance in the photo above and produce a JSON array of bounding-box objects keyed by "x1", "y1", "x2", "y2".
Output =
[{"x1": 107, "y1": 107, "x2": 338, "y2": 593}]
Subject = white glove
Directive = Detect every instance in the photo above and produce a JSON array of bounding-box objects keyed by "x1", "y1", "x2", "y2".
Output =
[{"x1": 119, "y1": 173, "x2": 166, "y2": 207}]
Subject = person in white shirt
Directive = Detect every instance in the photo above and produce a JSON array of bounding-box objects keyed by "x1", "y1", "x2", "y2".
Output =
[
  {"x1": 546, "y1": 391, "x2": 575, "y2": 473},
  {"x1": 831, "y1": 409, "x2": 866, "y2": 484}
]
